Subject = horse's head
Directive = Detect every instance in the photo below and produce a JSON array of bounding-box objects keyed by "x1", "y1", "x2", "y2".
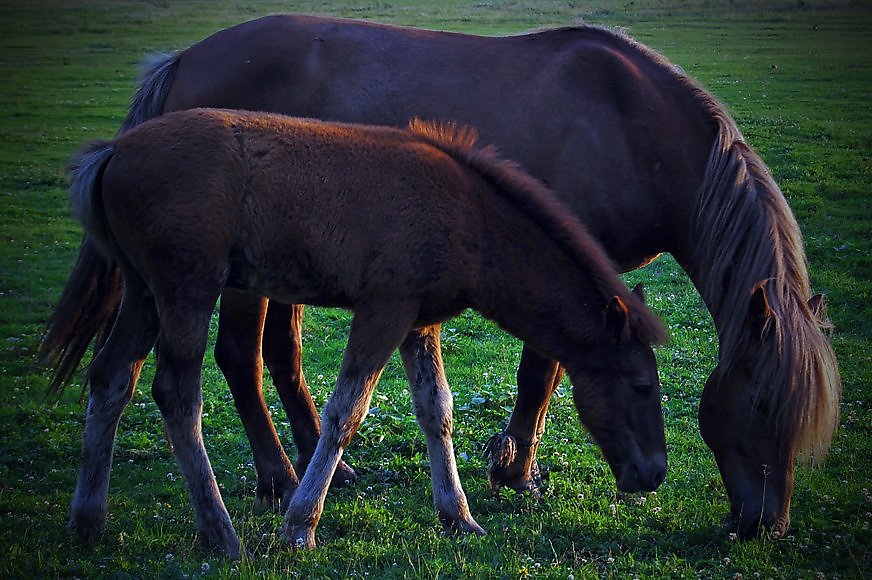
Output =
[
  {"x1": 568, "y1": 284, "x2": 667, "y2": 493},
  {"x1": 699, "y1": 283, "x2": 837, "y2": 539},
  {"x1": 700, "y1": 362, "x2": 791, "y2": 539}
]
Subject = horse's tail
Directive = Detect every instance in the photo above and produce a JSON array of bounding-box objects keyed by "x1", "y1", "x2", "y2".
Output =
[
  {"x1": 40, "y1": 52, "x2": 177, "y2": 395},
  {"x1": 406, "y1": 118, "x2": 667, "y2": 347},
  {"x1": 119, "y1": 51, "x2": 180, "y2": 133},
  {"x1": 39, "y1": 143, "x2": 119, "y2": 395}
]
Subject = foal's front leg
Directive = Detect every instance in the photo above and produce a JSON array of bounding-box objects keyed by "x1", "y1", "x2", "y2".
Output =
[
  {"x1": 283, "y1": 301, "x2": 419, "y2": 550},
  {"x1": 400, "y1": 326, "x2": 484, "y2": 535}
]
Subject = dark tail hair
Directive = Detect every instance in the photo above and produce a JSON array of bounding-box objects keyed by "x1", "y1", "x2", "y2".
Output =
[
  {"x1": 38, "y1": 237, "x2": 122, "y2": 395},
  {"x1": 39, "y1": 52, "x2": 178, "y2": 395},
  {"x1": 119, "y1": 52, "x2": 180, "y2": 133}
]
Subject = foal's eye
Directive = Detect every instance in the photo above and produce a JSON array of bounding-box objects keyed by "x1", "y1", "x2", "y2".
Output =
[{"x1": 632, "y1": 382, "x2": 654, "y2": 395}]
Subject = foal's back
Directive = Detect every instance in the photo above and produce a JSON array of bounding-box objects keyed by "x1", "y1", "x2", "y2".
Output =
[{"x1": 103, "y1": 109, "x2": 491, "y2": 311}]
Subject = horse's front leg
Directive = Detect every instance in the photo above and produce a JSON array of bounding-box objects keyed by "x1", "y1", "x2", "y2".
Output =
[
  {"x1": 486, "y1": 346, "x2": 563, "y2": 495},
  {"x1": 69, "y1": 279, "x2": 158, "y2": 542},
  {"x1": 400, "y1": 326, "x2": 484, "y2": 535},
  {"x1": 154, "y1": 303, "x2": 240, "y2": 558},
  {"x1": 283, "y1": 301, "x2": 418, "y2": 550},
  {"x1": 216, "y1": 288, "x2": 298, "y2": 511},
  {"x1": 262, "y1": 301, "x2": 358, "y2": 486}
]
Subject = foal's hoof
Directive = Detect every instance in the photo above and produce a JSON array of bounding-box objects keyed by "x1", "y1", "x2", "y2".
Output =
[
  {"x1": 330, "y1": 460, "x2": 358, "y2": 488},
  {"x1": 439, "y1": 514, "x2": 487, "y2": 537},
  {"x1": 285, "y1": 524, "x2": 317, "y2": 551},
  {"x1": 199, "y1": 520, "x2": 242, "y2": 560},
  {"x1": 297, "y1": 457, "x2": 357, "y2": 489}
]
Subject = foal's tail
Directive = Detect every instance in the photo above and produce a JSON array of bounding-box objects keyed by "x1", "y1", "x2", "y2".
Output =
[
  {"x1": 39, "y1": 53, "x2": 178, "y2": 395},
  {"x1": 39, "y1": 143, "x2": 118, "y2": 395}
]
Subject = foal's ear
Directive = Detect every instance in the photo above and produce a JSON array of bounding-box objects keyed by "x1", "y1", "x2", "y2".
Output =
[
  {"x1": 605, "y1": 295, "x2": 632, "y2": 343},
  {"x1": 631, "y1": 283, "x2": 646, "y2": 304}
]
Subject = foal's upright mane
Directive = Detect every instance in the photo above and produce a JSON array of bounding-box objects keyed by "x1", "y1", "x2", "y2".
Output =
[{"x1": 407, "y1": 118, "x2": 667, "y2": 347}]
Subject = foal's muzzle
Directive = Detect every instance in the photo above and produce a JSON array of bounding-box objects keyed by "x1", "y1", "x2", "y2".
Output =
[{"x1": 616, "y1": 453, "x2": 667, "y2": 493}]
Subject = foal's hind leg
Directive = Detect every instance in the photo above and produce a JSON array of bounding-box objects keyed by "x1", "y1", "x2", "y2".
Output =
[
  {"x1": 486, "y1": 346, "x2": 563, "y2": 495},
  {"x1": 262, "y1": 301, "x2": 358, "y2": 486},
  {"x1": 283, "y1": 301, "x2": 419, "y2": 550},
  {"x1": 400, "y1": 326, "x2": 484, "y2": 535},
  {"x1": 69, "y1": 277, "x2": 158, "y2": 542},
  {"x1": 215, "y1": 288, "x2": 298, "y2": 511},
  {"x1": 153, "y1": 302, "x2": 240, "y2": 558}
]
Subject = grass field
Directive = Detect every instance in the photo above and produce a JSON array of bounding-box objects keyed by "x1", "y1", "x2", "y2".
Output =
[{"x1": 0, "y1": 1, "x2": 869, "y2": 577}]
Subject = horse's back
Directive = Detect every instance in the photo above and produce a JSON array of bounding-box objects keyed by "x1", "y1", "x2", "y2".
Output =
[{"x1": 163, "y1": 15, "x2": 714, "y2": 266}]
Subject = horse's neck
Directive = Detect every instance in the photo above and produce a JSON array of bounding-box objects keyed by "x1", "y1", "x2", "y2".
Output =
[
  {"x1": 677, "y1": 127, "x2": 810, "y2": 345},
  {"x1": 471, "y1": 221, "x2": 602, "y2": 366}
]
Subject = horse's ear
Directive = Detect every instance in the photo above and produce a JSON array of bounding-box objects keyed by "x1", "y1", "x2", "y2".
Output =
[
  {"x1": 808, "y1": 293, "x2": 835, "y2": 332},
  {"x1": 808, "y1": 293, "x2": 827, "y2": 322},
  {"x1": 631, "y1": 283, "x2": 646, "y2": 304},
  {"x1": 749, "y1": 281, "x2": 773, "y2": 334},
  {"x1": 605, "y1": 295, "x2": 632, "y2": 343}
]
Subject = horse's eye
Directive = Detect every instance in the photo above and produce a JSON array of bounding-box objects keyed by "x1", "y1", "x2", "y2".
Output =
[{"x1": 633, "y1": 382, "x2": 653, "y2": 395}]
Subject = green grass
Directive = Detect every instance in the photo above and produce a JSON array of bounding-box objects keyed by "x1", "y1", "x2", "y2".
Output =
[{"x1": 1, "y1": 0, "x2": 870, "y2": 577}]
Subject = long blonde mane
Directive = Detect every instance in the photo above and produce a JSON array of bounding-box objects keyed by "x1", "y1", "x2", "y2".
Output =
[{"x1": 692, "y1": 102, "x2": 841, "y2": 463}]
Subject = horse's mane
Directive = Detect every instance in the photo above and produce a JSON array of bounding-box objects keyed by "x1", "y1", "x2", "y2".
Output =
[
  {"x1": 407, "y1": 118, "x2": 667, "y2": 347},
  {"x1": 568, "y1": 21, "x2": 841, "y2": 463},
  {"x1": 690, "y1": 104, "x2": 840, "y2": 463},
  {"x1": 502, "y1": 22, "x2": 840, "y2": 463}
]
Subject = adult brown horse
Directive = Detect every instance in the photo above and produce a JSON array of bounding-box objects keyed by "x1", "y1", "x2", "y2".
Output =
[
  {"x1": 42, "y1": 15, "x2": 840, "y2": 539},
  {"x1": 65, "y1": 109, "x2": 667, "y2": 555}
]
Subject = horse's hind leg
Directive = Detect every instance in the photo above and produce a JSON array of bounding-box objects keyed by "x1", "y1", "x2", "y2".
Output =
[
  {"x1": 400, "y1": 326, "x2": 484, "y2": 535},
  {"x1": 262, "y1": 301, "x2": 358, "y2": 486},
  {"x1": 153, "y1": 299, "x2": 240, "y2": 558},
  {"x1": 215, "y1": 288, "x2": 297, "y2": 511},
  {"x1": 69, "y1": 275, "x2": 158, "y2": 543},
  {"x1": 486, "y1": 346, "x2": 563, "y2": 495},
  {"x1": 283, "y1": 300, "x2": 419, "y2": 549}
]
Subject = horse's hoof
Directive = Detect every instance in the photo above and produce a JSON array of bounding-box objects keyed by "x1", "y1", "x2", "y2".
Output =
[
  {"x1": 330, "y1": 460, "x2": 358, "y2": 488},
  {"x1": 484, "y1": 431, "x2": 543, "y2": 496},
  {"x1": 254, "y1": 475, "x2": 299, "y2": 514},
  {"x1": 463, "y1": 520, "x2": 488, "y2": 536},
  {"x1": 439, "y1": 515, "x2": 487, "y2": 537},
  {"x1": 67, "y1": 513, "x2": 106, "y2": 545}
]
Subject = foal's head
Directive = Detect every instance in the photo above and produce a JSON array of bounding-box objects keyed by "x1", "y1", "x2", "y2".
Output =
[{"x1": 568, "y1": 284, "x2": 667, "y2": 493}]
